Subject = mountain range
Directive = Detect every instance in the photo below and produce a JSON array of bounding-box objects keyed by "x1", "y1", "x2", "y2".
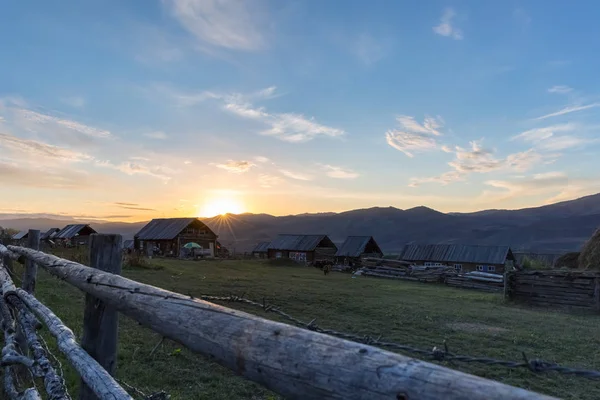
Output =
[{"x1": 2, "y1": 193, "x2": 600, "y2": 254}]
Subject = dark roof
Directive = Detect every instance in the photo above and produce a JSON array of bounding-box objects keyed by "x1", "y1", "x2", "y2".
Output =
[
  {"x1": 252, "y1": 241, "x2": 271, "y2": 253},
  {"x1": 12, "y1": 231, "x2": 28, "y2": 240},
  {"x1": 55, "y1": 224, "x2": 96, "y2": 239},
  {"x1": 135, "y1": 218, "x2": 215, "y2": 240},
  {"x1": 268, "y1": 234, "x2": 336, "y2": 252},
  {"x1": 41, "y1": 228, "x2": 60, "y2": 240},
  {"x1": 399, "y1": 244, "x2": 514, "y2": 265},
  {"x1": 123, "y1": 239, "x2": 134, "y2": 250},
  {"x1": 335, "y1": 236, "x2": 382, "y2": 257}
]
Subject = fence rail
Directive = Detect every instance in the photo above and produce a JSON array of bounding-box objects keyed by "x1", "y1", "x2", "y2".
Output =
[{"x1": 0, "y1": 233, "x2": 566, "y2": 399}]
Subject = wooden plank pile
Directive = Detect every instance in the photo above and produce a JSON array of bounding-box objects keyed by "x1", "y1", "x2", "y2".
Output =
[
  {"x1": 507, "y1": 270, "x2": 600, "y2": 310},
  {"x1": 445, "y1": 271, "x2": 504, "y2": 293},
  {"x1": 358, "y1": 258, "x2": 455, "y2": 283}
]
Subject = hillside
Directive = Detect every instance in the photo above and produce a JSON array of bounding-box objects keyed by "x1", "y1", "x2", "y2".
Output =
[{"x1": 2, "y1": 193, "x2": 599, "y2": 253}]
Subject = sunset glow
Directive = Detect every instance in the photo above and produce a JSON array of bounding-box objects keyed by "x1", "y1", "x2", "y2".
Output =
[{"x1": 198, "y1": 198, "x2": 245, "y2": 218}]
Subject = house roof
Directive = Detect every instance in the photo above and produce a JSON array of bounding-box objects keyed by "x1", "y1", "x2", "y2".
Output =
[
  {"x1": 399, "y1": 244, "x2": 514, "y2": 265},
  {"x1": 41, "y1": 228, "x2": 60, "y2": 240},
  {"x1": 135, "y1": 218, "x2": 215, "y2": 240},
  {"x1": 268, "y1": 234, "x2": 336, "y2": 252},
  {"x1": 252, "y1": 241, "x2": 271, "y2": 253},
  {"x1": 335, "y1": 236, "x2": 382, "y2": 257},
  {"x1": 55, "y1": 224, "x2": 95, "y2": 239},
  {"x1": 123, "y1": 239, "x2": 134, "y2": 250},
  {"x1": 12, "y1": 231, "x2": 28, "y2": 240}
]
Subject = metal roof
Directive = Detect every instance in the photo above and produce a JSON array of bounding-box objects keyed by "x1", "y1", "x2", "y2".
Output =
[
  {"x1": 55, "y1": 224, "x2": 96, "y2": 239},
  {"x1": 399, "y1": 244, "x2": 514, "y2": 265},
  {"x1": 41, "y1": 228, "x2": 60, "y2": 240},
  {"x1": 335, "y1": 236, "x2": 382, "y2": 257},
  {"x1": 135, "y1": 218, "x2": 215, "y2": 240},
  {"x1": 123, "y1": 239, "x2": 134, "y2": 250},
  {"x1": 268, "y1": 234, "x2": 336, "y2": 252},
  {"x1": 252, "y1": 241, "x2": 271, "y2": 253},
  {"x1": 12, "y1": 231, "x2": 28, "y2": 240}
]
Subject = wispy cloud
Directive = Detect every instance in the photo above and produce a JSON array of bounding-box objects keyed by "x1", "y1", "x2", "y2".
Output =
[
  {"x1": 224, "y1": 91, "x2": 344, "y2": 143},
  {"x1": 0, "y1": 132, "x2": 91, "y2": 162},
  {"x1": 410, "y1": 140, "x2": 551, "y2": 187},
  {"x1": 97, "y1": 160, "x2": 174, "y2": 182},
  {"x1": 254, "y1": 156, "x2": 270, "y2": 163},
  {"x1": 114, "y1": 203, "x2": 156, "y2": 211},
  {"x1": 0, "y1": 158, "x2": 96, "y2": 190},
  {"x1": 386, "y1": 115, "x2": 444, "y2": 157},
  {"x1": 144, "y1": 131, "x2": 168, "y2": 140},
  {"x1": 279, "y1": 169, "x2": 313, "y2": 181},
  {"x1": 212, "y1": 160, "x2": 255, "y2": 173},
  {"x1": 534, "y1": 103, "x2": 600, "y2": 120},
  {"x1": 320, "y1": 164, "x2": 359, "y2": 179},
  {"x1": 433, "y1": 8, "x2": 463, "y2": 40},
  {"x1": 483, "y1": 172, "x2": 571, "y2": 202},
  {"x1": 164, "y1": 0, "x2": 266, "y2": 51},
  {"x1": 258, "y1": 174, "x2": 283, "y2": 188},
  {"x1": 14, "y1": 108, "x2": 111, "y2": 138},
  {"x1": 512, "y1": 123, "x2": 593, "y2": 151},
  {"x1": 547, "y1": 85, "x2": 573, "y2": 94}
]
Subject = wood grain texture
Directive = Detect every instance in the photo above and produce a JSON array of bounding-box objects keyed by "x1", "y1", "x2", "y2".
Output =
[
  {"x1": 22, "y1": 230, "x2": 40, "y2": 294},
  {"x1": 8, "y1": 246, "x2": 557, "y2": 400},
  {"x1": 14, "y1": 288, "x2": 132, "y2": 400},
  {"x1": 79, "y1": 235, "x2": 122, "y2": 400}
]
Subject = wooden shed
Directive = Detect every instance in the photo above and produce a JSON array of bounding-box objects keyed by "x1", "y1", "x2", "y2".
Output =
[
  {"x1": 251, "y1": 241, "x2": 270, "y2": 258},
  {"x1": 11, "y1": 231, "x2": 28, "y2": 246},
  {"x1": 335, "y1": 236, "x2": 383, "y2": 266},
  {"x1": 134, "y1": 218, "x2": 218, "y2": 257},
  {"x1": 399, "y1": 244, "x2": 515, "y2": 274},
  {"x1": 267, "y1": 234, "x2": 337, "y2": 263},
  {"x1": 54, "y1": 224, "x2": 98, "y2": 247}
]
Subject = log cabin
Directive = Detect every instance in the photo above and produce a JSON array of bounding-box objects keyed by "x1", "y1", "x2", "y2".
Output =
[
  {"x1": 398, "y1": 244, "x2": 516, "y2": 273},
  {"x1": 134, "y1": 218, "x2": 218, "y2": 257},
  {"x1": 335, "y1": 236, "x2": 383, "y2": 266},
  {"x1": 54, "y1": 224, "x2": 98, "y2": 246},
  {"x1": 267, "y1": 234, "x2": 337, "y2": 263}
]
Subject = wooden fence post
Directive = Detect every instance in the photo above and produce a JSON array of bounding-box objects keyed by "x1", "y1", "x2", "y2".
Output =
[
  {"x1": 22, "y1": 229, "x2": 40, "y2": 294},
  {"x1": 594, "y1": 277, "x2": 600, "y2": 313},
  {"x1": 79, "y1": 234, "x2": 122, "y2": 400}
]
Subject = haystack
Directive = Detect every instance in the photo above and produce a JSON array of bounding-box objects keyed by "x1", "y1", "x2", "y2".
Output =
[
  {"x1": 553, "y1": 252, "x2": 580, "y2": 269},
  {"x1": 578, "y1": 228, "x2": 600, "y2": 270}
]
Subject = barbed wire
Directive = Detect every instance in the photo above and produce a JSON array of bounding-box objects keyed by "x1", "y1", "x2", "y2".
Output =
[
  {"x1": 115, "y1": 379, "x2": 170, "y2": 400},
  {"x1": 38, "y1": 333, "x2": 72, "y2": 400},
  {"x1": 197, "y1": 294, "x2": 600, "y2": 380}
]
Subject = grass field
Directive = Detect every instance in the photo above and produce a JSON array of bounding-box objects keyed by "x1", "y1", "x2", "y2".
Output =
[{"x1": 24, "y1": 257, "x2": 600, "y2": 399}]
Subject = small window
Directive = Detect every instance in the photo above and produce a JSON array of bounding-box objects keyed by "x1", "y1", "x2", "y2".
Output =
[
  {"x1": 424, "y1": 262, "x2": 432, "y2": 266},
  {"x1": 454, "y1": 264, "x2": 462, "y2": 272},
  {"x1": 477, "y1": 265, "x2": 484, "y2": 271},
  {"x1": 488, "y1": 266, "x2": 496, "y2": 272},
  {"x1": 434, "y1": 262, "x2": 442, "y2": 266}
]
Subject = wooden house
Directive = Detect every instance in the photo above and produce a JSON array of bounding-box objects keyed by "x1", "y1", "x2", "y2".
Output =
[
  {"x1": 398, "y1": 244, "x2": 516, "y2": 273},
  {"x1": 54, "y1": 224, "x2": 98, "y2": 246},
  {"x1": 267, "y1": 234, "x2": 337, "y2": 263},
  {"x1": 41, "y1": 228, "x2": 60, "y2": 242},
  {"x1": 335, "y1": 236, "x2": 383, "y2": 265},
  {"x1": 134, "y1": 218, "x2": 218, "y2": 257},
  {"x1": 251, "y1": 241, "x2": 270, "y2": 258},
  {"x1": 11, "y1": 231, "x2": 28, "y2": 245}
]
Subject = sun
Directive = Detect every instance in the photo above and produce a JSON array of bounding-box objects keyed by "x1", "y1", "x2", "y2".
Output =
[{"x1": 198, "y1": 197, "x2": 245, "y2": 217}]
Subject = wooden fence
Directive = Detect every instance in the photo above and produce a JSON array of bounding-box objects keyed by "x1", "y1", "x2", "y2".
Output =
[
  {"x1": 506, "y1": 270, "x2": 600, "y2": 311},
  {"x1": 0, "y1": 231, "x2": 556, "y2": 400}
]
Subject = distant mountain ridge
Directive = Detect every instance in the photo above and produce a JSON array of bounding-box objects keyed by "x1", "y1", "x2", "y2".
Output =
[{"x1": 2, "y1": 193, "x2": 599, "y2": 254}]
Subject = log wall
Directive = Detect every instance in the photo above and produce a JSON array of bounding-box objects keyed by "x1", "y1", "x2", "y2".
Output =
[{"x1": 506, "y1": 270, "x2": 600, "y2": 311}]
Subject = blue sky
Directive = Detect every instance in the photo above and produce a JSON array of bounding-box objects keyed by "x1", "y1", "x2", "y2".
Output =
[{"x1": 1, "y1": 0, "x2": 599, "y2": 220}]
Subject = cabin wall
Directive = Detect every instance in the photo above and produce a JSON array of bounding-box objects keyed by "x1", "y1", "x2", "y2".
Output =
[{"x1": 408, "y1": 260, "x2": 505, "y2": 274}]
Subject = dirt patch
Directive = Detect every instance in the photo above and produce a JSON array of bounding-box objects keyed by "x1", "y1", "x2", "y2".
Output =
[{"x1": 447, "y1": 322, "x2": 508, "y2": 335}]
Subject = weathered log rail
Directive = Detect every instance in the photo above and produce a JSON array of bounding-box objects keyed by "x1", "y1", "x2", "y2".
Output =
[
  {"x1": 0, "y1": 233, "x2": 559, "y2": 399},
  {"x1": 506, "y1": 270, "x2": 600, "y2": 312}
]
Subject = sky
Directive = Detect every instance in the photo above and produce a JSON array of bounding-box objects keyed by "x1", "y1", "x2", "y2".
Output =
[{"x1": 1, "y1": 0, "x2": 600, "y2": 221}]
